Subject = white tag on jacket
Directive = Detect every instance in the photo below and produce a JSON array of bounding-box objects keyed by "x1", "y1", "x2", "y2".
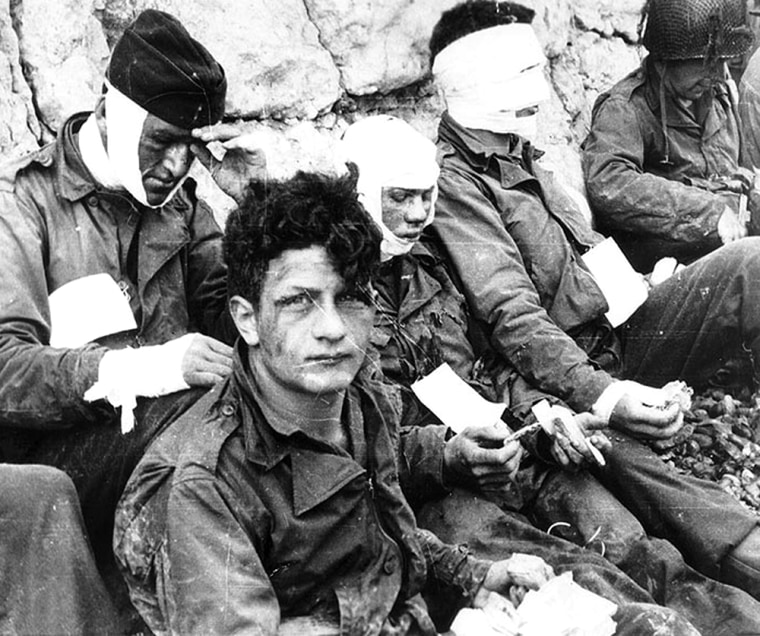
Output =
[
  {"x1": 581, "y1": 237, "x2": 649, "y2": 328},
  {"x1": 411, "y1": 363, "x2": 505, "y2": 433},
  {"x1": 49, "y1": 273, "x2": 137, "y2": 348}
]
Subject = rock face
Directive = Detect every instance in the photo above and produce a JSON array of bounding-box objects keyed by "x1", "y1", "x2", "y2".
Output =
[{"x1": 0, "y1": 0, "x2": 651, "y2": 196}]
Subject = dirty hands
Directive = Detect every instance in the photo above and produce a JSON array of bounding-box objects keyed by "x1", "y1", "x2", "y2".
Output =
[
  {"x1": 443, "y1": 422, "x2": 523, "y2": 498},
  {"x1": 474, "y1": 554, "x2": 555, "y2": 609},
  {"x1": 191, "y1": 124, "x2": 267, "y2": 205},
  {"x1": 549, "y1": 412, "x2": 611, "y2": 470},
  {"x1": 180, "y1": 334, "x2": 233, "y2": 387},
  {"x1": 595, "y1": 380, "x2": 688, "y2": 441}
]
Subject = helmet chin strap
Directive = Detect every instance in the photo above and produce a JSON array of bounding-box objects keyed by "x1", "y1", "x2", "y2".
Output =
[{"x1": 104, "y1": 82, "x2": 188, "y2": 208}]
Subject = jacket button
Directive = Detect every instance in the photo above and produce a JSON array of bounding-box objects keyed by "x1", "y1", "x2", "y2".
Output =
[
  {"x1": 383, "y1": 554, "x2": 397, "y2": 575},
  {"x1": 86, "y1": 196, "x2": 98, "y2": 207},
  {"x1": 221, "y1": 404, "x2": 235, "y2": 417}
]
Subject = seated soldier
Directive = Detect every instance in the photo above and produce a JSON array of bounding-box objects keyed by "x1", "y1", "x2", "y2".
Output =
[
  {"x1": 583, "y1": 0, "x2": 755, "y2": 272},
  {"x1": 113, "y1": 170, "x2": 697, "y2": 635},
  {"x1": 739, "y1": 38, "x2": 760, "y2": 169},
  {"x1": 428, "y1": 0, "x2": 760, "y2": 611},
  {"x1": 0, "y1": 9, "x2": 261, "y2": 574},
  {"x1": 341, "y1": 113, "x2": 760, "y2": 634}
]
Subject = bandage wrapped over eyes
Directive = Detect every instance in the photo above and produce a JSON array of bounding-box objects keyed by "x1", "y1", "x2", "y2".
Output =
[
  {"x1": 432, "y1": 23, "x2": 550, "y2": 136},
  {"x1": 84, "y1": 334, "x2": 194, "y2": 433},
  {"x1": 340, "y1": 115, "x2": 440, "y2": 260}
]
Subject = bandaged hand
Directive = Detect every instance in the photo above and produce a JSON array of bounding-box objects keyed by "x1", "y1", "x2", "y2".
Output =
[
  {"x1": 191, "y1": 123, "x2": 268, "y2": 205},
  {"x1": 84, "y1": 333, "x2": 232, "y2": 433},
  {"x1": 594, "y1": 380, "x2": 689, "y2": 441},
  {"x1": 443, "y1": 422, "x2": 523, "y2": 496}
]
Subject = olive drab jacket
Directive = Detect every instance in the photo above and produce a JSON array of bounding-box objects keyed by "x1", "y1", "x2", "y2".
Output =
[
  {"x1": 114, "y1": 346, "x2": 490, "y2": 635},
  {"x1": 0, "y1": 112, "x2": 231, "y2": 429},
  {"x1": 583, "y1": 57, "x2": 746, "y2": 272},
  {"x1": 433, "y1": 113, "x2": 618, "y2": 417}
]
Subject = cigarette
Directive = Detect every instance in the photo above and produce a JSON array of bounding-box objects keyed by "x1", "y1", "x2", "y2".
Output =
[{"x1": 503, "y1": 421, "x2": 542, "y2": 444}]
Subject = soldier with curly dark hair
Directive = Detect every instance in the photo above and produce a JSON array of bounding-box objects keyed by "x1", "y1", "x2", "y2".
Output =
[{"x1": 113, "y1": 170, "x2": 569, "y2": 635}]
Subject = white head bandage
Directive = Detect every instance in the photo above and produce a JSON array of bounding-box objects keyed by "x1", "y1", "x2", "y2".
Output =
[
  {"x1": 432, "y1": 23, "x2": 550, "y2": 136},
  {"x1": 79, "y1": 81, "x2": 191, "y2": 208},
  {"x1": 339, "y1": 115, "x2": 440, "y2": 260}
]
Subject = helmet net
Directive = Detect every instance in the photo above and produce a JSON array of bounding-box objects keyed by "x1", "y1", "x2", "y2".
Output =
[{"x1": 641, "y1": 0, "x2": 754, "y2": 61}]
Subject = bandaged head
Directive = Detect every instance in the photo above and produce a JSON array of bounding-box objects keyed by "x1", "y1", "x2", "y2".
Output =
[
  {"x1": 340, "y1": 116, "x2": 440, "y2": 261},
  {"x1": 431, "y1": 2, "x2": 549, "y2": 136},
  {"x1": 99, "y1": 9, "x2": 227, "y2": 207}
]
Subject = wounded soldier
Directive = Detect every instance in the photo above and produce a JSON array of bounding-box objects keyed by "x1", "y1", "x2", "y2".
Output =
[
  {"x1": 341, "y1": 113, "x2": 760, "y2": 635},
  {"x1": 113, "y1": 170, "x2": 696, "y2": 635}
]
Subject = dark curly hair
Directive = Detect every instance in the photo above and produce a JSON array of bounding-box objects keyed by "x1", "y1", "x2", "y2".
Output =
[
  {"x1": 429, "y1": 1, "x2": 535, "y2": 63},
  {"x1": 223, "y1": 167, "x2": 382, "y2": 307}
]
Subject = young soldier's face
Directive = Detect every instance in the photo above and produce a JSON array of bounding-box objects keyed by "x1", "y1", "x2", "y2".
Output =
[
  {"x1": 241, "y1": 246, "x2": 375, "y2": 397},
  {"x1": 381, "y1": 187, "x2": 434, "y2": 241}
]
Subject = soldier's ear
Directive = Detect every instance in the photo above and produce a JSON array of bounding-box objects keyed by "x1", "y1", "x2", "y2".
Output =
[{"x1": 229, "y1": 295, "x2": 260, "y2": 347}]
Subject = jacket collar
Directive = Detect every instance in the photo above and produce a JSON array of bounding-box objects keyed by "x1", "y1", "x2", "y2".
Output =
[
  {"x1": 55, "y1": 112, "x2": 100, "y2": 202},
  {"x1": 379, "y1": 241, "x2": 445, "y2": 321},
  {"x1": 438, "y1": 111, "x2": 544, "y2": 170},
  {"x1": 233, "y1": 343, "x2": 368, "y2": 515}
]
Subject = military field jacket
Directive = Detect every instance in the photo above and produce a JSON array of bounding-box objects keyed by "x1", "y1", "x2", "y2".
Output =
[
  {"x1": 0, "y1": 112, "x2": 230, "y2": 429},
  {"x1": 114, "y1": 349, "x2": 489, "y2": 635},
  {"x1": 583, "y1": 58, "x2": 744, "y2": 271},
  {"x1": 433, "y1": 113, "x2": 618, "y2": 416}
]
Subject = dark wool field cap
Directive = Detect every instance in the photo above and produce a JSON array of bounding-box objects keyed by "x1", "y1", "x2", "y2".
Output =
[{"x1": 106, "y1": 9, "x2": 227, "y2": 129}]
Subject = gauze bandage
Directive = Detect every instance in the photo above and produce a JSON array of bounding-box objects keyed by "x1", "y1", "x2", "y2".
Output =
[
  {"x1": 84, "y1": 333, "x2": 194, "y2": 433},
  {"x1": 104, "y1": 81, "x2": 190, "y2": 208},
  {"x1": 433, "y1": 23, "x2": 550, "y2": 136},
  {"x1": 340, "y1": 115, "x2": 440, "y2": 260}
]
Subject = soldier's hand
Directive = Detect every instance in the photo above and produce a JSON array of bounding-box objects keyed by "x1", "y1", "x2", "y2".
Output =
[
  {"x1": 443, "y1": 422, "x2": 523, "y2": 489},
  {"x1": 191, "y1": 124, "x2": 267, "y2": 205},
  {"x1": 181, "y1": 334, "x2": 233, "y2": 387},
  {"x1": 609, "y1": 394, "x2": 683, "y2": 440},
  {"x1": 474, "y1": 553, "x2": 554, "y2": 608},
  {"x1": 550, "y1": 413, "x2": 610, "y2": 469}
]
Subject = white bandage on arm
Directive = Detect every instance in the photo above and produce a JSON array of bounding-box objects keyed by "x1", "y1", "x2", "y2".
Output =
[
  {"x1": 590, "y1": 381, "x2": 629, "y2": 424},
  {"x1": 84, "y1": 334, "x2": 194, "y2": 433},
  {"x1": 592, "y1": 379, "x2": 670, "y2": 423}
]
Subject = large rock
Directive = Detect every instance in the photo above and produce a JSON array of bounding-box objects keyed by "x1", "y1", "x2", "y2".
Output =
[
  {"x1": 12, "y1": 0, "x2": 108, "y2": 134},
  {"x1": 573, "y1": 0, "x2": 645, "y2": 43},
  {"x1": 304, "y1": 0, "x2": 460, "y2": 95},
  {"x1": 551, "y1": 32, "x2": 642, "y2": 142},
  {"x1": 521, "y1": 0, "x2": 574, "y2": 58},
  {"x1": 0, "y1": 0, "x2": 40, "y2": 155},
  {"x1": 102, "y1": 0, "x2": 342, "y2": 120}
]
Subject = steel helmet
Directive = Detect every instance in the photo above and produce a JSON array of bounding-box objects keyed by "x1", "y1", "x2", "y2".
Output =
[{"x1": 641, "y1": 0, "x2": 754, "y2": 61}]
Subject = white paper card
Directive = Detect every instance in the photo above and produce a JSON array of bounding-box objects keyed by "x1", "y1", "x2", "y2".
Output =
[
  {"x1": 49, "y1": 273, "x2": 137, "y2": 348},
  {"x1": 581, "y1": 237, "x2": 649, "y2": 328},
  {"x1": 411, "y1": 363, "x2": 505, "y2": 434}
]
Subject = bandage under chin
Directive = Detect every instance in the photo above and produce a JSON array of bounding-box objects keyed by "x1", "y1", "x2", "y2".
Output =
[
  {"x1": 339, "y1": 115, "x2": 440, "y2": 260},
  {"x1": 105, "y1": 82, "x2": 188, "y2": 208}
]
